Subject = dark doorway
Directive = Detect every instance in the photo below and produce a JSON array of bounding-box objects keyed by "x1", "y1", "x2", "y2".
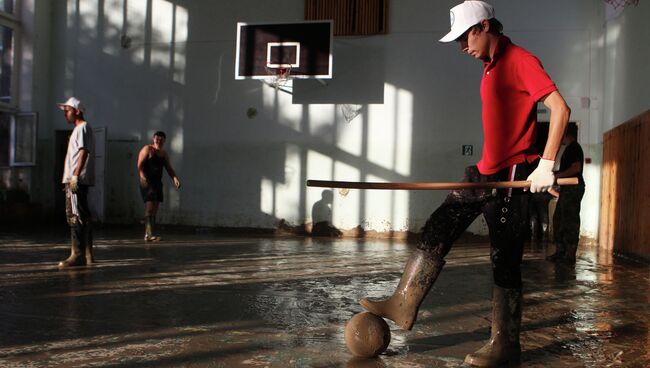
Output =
[
  {"x1": 535, "y1": 121, "x2": 578, "y2": 154},
  {"x1": 54, "y1": 130, "x2": 72, "y2": 224}
]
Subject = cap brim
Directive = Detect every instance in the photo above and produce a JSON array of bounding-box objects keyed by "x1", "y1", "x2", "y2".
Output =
[
  {"x1": 439, "y1": 27, "x2": 467, "y2": 43},
  {"x1": 57, "y1": 103, "x2": 82, "y2": 111}
]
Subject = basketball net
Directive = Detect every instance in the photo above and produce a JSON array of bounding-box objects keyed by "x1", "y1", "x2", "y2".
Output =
[
  {"x1": 264, "y1": 66, "x2": 292, "y2": 91},
  {"x1": 604, "y1": 0, "x2": 638, "y2": 20},
  {"x1": 340, "y1": 104, "x2": 362, "y2": 123},
  {"x1": 603, "y1": 0, "x2": 638, "y2": 10}
]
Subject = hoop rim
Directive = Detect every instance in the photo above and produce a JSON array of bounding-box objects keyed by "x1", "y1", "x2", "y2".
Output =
[
  {"x1": 263, "y1": 65, "x2": 293, "y2": 91},
  {"x1": 265, "y1": 65, "x2": 293, "y2": 79}
]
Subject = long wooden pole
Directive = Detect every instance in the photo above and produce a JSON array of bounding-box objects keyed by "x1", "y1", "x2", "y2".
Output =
[{"x1": 306, "y1": 177, "x2": 578, "y2": 190}]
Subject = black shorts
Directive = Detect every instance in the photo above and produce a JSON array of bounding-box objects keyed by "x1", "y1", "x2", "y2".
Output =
[{"x1": 140, "y1": 182, "x2": 163, "y2": 203}]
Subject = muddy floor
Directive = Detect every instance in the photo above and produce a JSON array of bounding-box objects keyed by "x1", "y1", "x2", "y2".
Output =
[{"x1": 0, "y1": 227, "x2": 648, "y2": 367}]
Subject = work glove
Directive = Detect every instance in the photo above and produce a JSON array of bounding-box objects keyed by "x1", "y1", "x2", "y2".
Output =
[
  {"x1": 173, "y1": 177, "x2": 181, "y2": 189},
  {"x1": 526, "y1": 159, "x2": 555, "y2": 193},
  {"x1": 70, "y1": 175, "x2": 79, "y2": 193}
]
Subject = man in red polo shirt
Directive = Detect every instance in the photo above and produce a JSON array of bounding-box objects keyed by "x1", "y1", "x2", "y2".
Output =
[{"x1": 359, "y1": 1, "x2": 570, "y2": 367}]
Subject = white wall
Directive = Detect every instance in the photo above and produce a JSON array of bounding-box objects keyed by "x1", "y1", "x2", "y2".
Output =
[
  {"x1": 602, "y1": 0, "x2": 650, "y2": 128},
  {"x1": 31, "y1": 0, "x2": 649, "y2": 237},
  {"x1": 583, "y1": 0, "x2": 650, "y2": 238}
]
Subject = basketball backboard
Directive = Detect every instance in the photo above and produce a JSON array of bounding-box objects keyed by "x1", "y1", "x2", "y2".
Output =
[{"x1": 235, "y1": 21, "x2": 333, "y2": 80}]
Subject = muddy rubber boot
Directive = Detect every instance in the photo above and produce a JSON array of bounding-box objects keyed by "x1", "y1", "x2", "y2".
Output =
[
  {"x1": 359, "y1": 248, "x2": 445, "y2": 330},
  {"x1": 563, "y1": 244, "x2": 577, "y2": 264},
  {"x1": 545, "y1": 243, "x2": 565, "y2": 261},
  {"x1": 58, "y1": 228, "x2": 86, "y2": 268},
  {"x1": 541, "y1": 223, "x2": 549, "y2": 239},
  {"x1": 464, "y1": 286, "x2": 522, "y2": 367},
  {"x1": 84, "y1": 226, "x2": 94, "y2": 265}
]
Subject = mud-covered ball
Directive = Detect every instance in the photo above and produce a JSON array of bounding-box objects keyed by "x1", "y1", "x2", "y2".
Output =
[{"x1": 344, "y1": 312, "x2": 391, "y2": 358}]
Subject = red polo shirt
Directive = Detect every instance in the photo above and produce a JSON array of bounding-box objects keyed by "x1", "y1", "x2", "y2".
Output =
[{"x1": 477, "y1": 36, "x2": 557, "y2": 174}]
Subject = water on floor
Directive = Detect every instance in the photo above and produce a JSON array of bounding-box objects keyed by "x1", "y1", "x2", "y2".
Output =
[{"x1": 0, "y1": 228, "x2": 647, "y2": 367}]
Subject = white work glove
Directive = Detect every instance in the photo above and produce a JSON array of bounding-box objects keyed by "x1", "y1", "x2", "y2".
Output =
[
  {"x1": 70, "y1": 175, "x2": 79, "y2": 193},
  {"x1": 173, "y1": 176, "x2": 181, "y2": 189},
  {"x1": 526, "y1": 159, "x2": 555, "y2": 193}
]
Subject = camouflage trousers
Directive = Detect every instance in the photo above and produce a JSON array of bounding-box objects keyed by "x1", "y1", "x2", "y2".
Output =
[
  {"x1": 65, "y1": 184, "x2": 92, "y2": 250},
  {"x1": 417, "y1": 164, "x2": 532, "y2": 289}
]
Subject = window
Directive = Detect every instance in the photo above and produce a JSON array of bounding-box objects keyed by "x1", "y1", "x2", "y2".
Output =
[
  {"x1": 9, "y1": 112, "x2": 36, "y2": 166},
  {"x1": 0, "y1": 24, "x2": 14, "y2": 104},
  {"x1": 0, "y1": 1, "x2": 14, "y2": 14},
  {"x1": 0, "y1": 111, "x2": 9, "y2": 166},
  {"x1": 0, "y1": 111, "x2": 35, "y2": 168},
  {"x1": 305, "y1": 0, "x2": 388, "y2": 36},
  {"x1": 0, "y1": 0, "x2": 18, "y2": 108}
]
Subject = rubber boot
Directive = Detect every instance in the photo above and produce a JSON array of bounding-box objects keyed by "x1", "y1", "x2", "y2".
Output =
[
  {"x1": 528, "y1": 220, "x2": 537, "y2": 240},
  {"x1": 563, "y1": 244, "x2": 577, "y2": 264},
  {"x1": 84, "y1": 225, "x2": 94, "y2": 265},
  {"x1": 541, "y1": 223, "x2": 549, "y2": 239},
  {"x1": 464, "y1": 286, "x2": 522, "y2": 367},
  {"x1": 545, "y1": 243, "x2": 564, "y2": 261},
  {"x1": 59, "y1": 227, "x2": 86, "y2": 268},
  {"x1": 359, "y1": 248, "x2": 445, "y2": 330}
]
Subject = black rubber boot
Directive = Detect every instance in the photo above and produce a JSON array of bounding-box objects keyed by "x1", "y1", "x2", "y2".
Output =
[
  {"x1": 563, "y1": 243, "x2": 578, "y2": 264},
  {"x1": 84, "y1": 225, "x2": 94, "y2": 265},
  {"x1": 359, "y1": 248, "x2": 445, "y2": 330},
  {"x1": 464, "y1": 286, "x2": 522, "y2": 367},
  {"x1": 59, "y1": 227, "x2": 86, "y2": 268},
  {"x1": 546, "y1": 243, "x2": 565, "y2": 261}
]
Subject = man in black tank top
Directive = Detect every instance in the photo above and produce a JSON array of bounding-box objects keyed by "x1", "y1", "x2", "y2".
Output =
[{"x1": 137, "y1": 131, "x2": 181, "y2": 241}]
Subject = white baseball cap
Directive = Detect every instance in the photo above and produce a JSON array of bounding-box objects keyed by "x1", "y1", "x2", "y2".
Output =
[
  {"x1": 57, "y1": 96, "x2": 84, "y2": 111},
  {"x1": 439, "y1": 1, "x2": 495, "y2": 43}
]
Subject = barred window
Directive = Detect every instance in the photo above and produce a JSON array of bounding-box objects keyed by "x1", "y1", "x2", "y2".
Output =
[{"x1": 305, "y1": 0, "x2": 388, "y2": 36}]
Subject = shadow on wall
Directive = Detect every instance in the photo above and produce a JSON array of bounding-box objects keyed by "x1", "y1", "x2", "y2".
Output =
[{"x1": 311, "y1": 189, "x2": 342, "y2": 237}]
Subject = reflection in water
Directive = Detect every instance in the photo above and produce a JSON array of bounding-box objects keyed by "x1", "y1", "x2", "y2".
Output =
[
  {"x1": 522, "y1": 245, "x2": 648, "y2": 367},
  {"x1": 346, "y1": 356, "x2": 386, "y2": 368}
]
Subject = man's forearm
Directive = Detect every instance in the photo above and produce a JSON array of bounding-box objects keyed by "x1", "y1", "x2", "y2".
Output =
[
  {"x1": 74, "y1": 149, "x2": 89, "y2": 176},
  {"x1": 542, "y1": 111, "x2": 569, "y2": 160},
  {"x1": 165, "y1": 158, "x2": 177, "y2": 179},
  {"x1": 541, "y1": 91, "x2": 570, "y2": 160}
]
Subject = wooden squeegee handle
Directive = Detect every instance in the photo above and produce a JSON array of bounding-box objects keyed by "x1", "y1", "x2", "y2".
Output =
[{"x1": 306, "y1": 177, "x2": 579, "y2": 190}]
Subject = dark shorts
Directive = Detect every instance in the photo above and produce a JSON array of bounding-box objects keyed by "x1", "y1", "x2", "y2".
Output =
[{"x1": 140, "y1": 182, "x2": 163, "y2": 203}]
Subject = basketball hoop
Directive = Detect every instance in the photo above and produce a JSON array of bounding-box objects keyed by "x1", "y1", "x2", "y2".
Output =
[
  {"x1": 264, "y1": 66, "x2": 293, "y2": 91},
  {"x1": 603, "y1": 0, "x2": 638, "y2": 10}
]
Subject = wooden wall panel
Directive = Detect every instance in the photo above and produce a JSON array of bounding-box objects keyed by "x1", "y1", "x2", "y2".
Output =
[
  {"x1": 305, "y1": 0, "x2": 388, "y2": 36},
  {"x1": 599, "y1": 109, "x2": 650, "y2": 260}
]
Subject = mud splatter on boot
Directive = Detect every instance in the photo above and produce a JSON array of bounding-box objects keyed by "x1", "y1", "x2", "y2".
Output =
[{"x1": 359, "y1": 248, "x2": 445, "y2": 330}]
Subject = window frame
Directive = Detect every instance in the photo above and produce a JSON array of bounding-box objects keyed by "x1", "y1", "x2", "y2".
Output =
[
  {"x1": 9, "y1": 111, "x2": 36, "y2": 166},
  {"x1": 0, "y1": 0, "x2": 21, "y2": 111}
]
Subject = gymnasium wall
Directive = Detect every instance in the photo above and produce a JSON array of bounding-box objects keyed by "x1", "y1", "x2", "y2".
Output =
[
  {"x1": 602, "y1": 1, "x2": 650, "y2": 131},
  {"x1": 26, "y1": 0, "x2": 646, "y2": 238}
]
